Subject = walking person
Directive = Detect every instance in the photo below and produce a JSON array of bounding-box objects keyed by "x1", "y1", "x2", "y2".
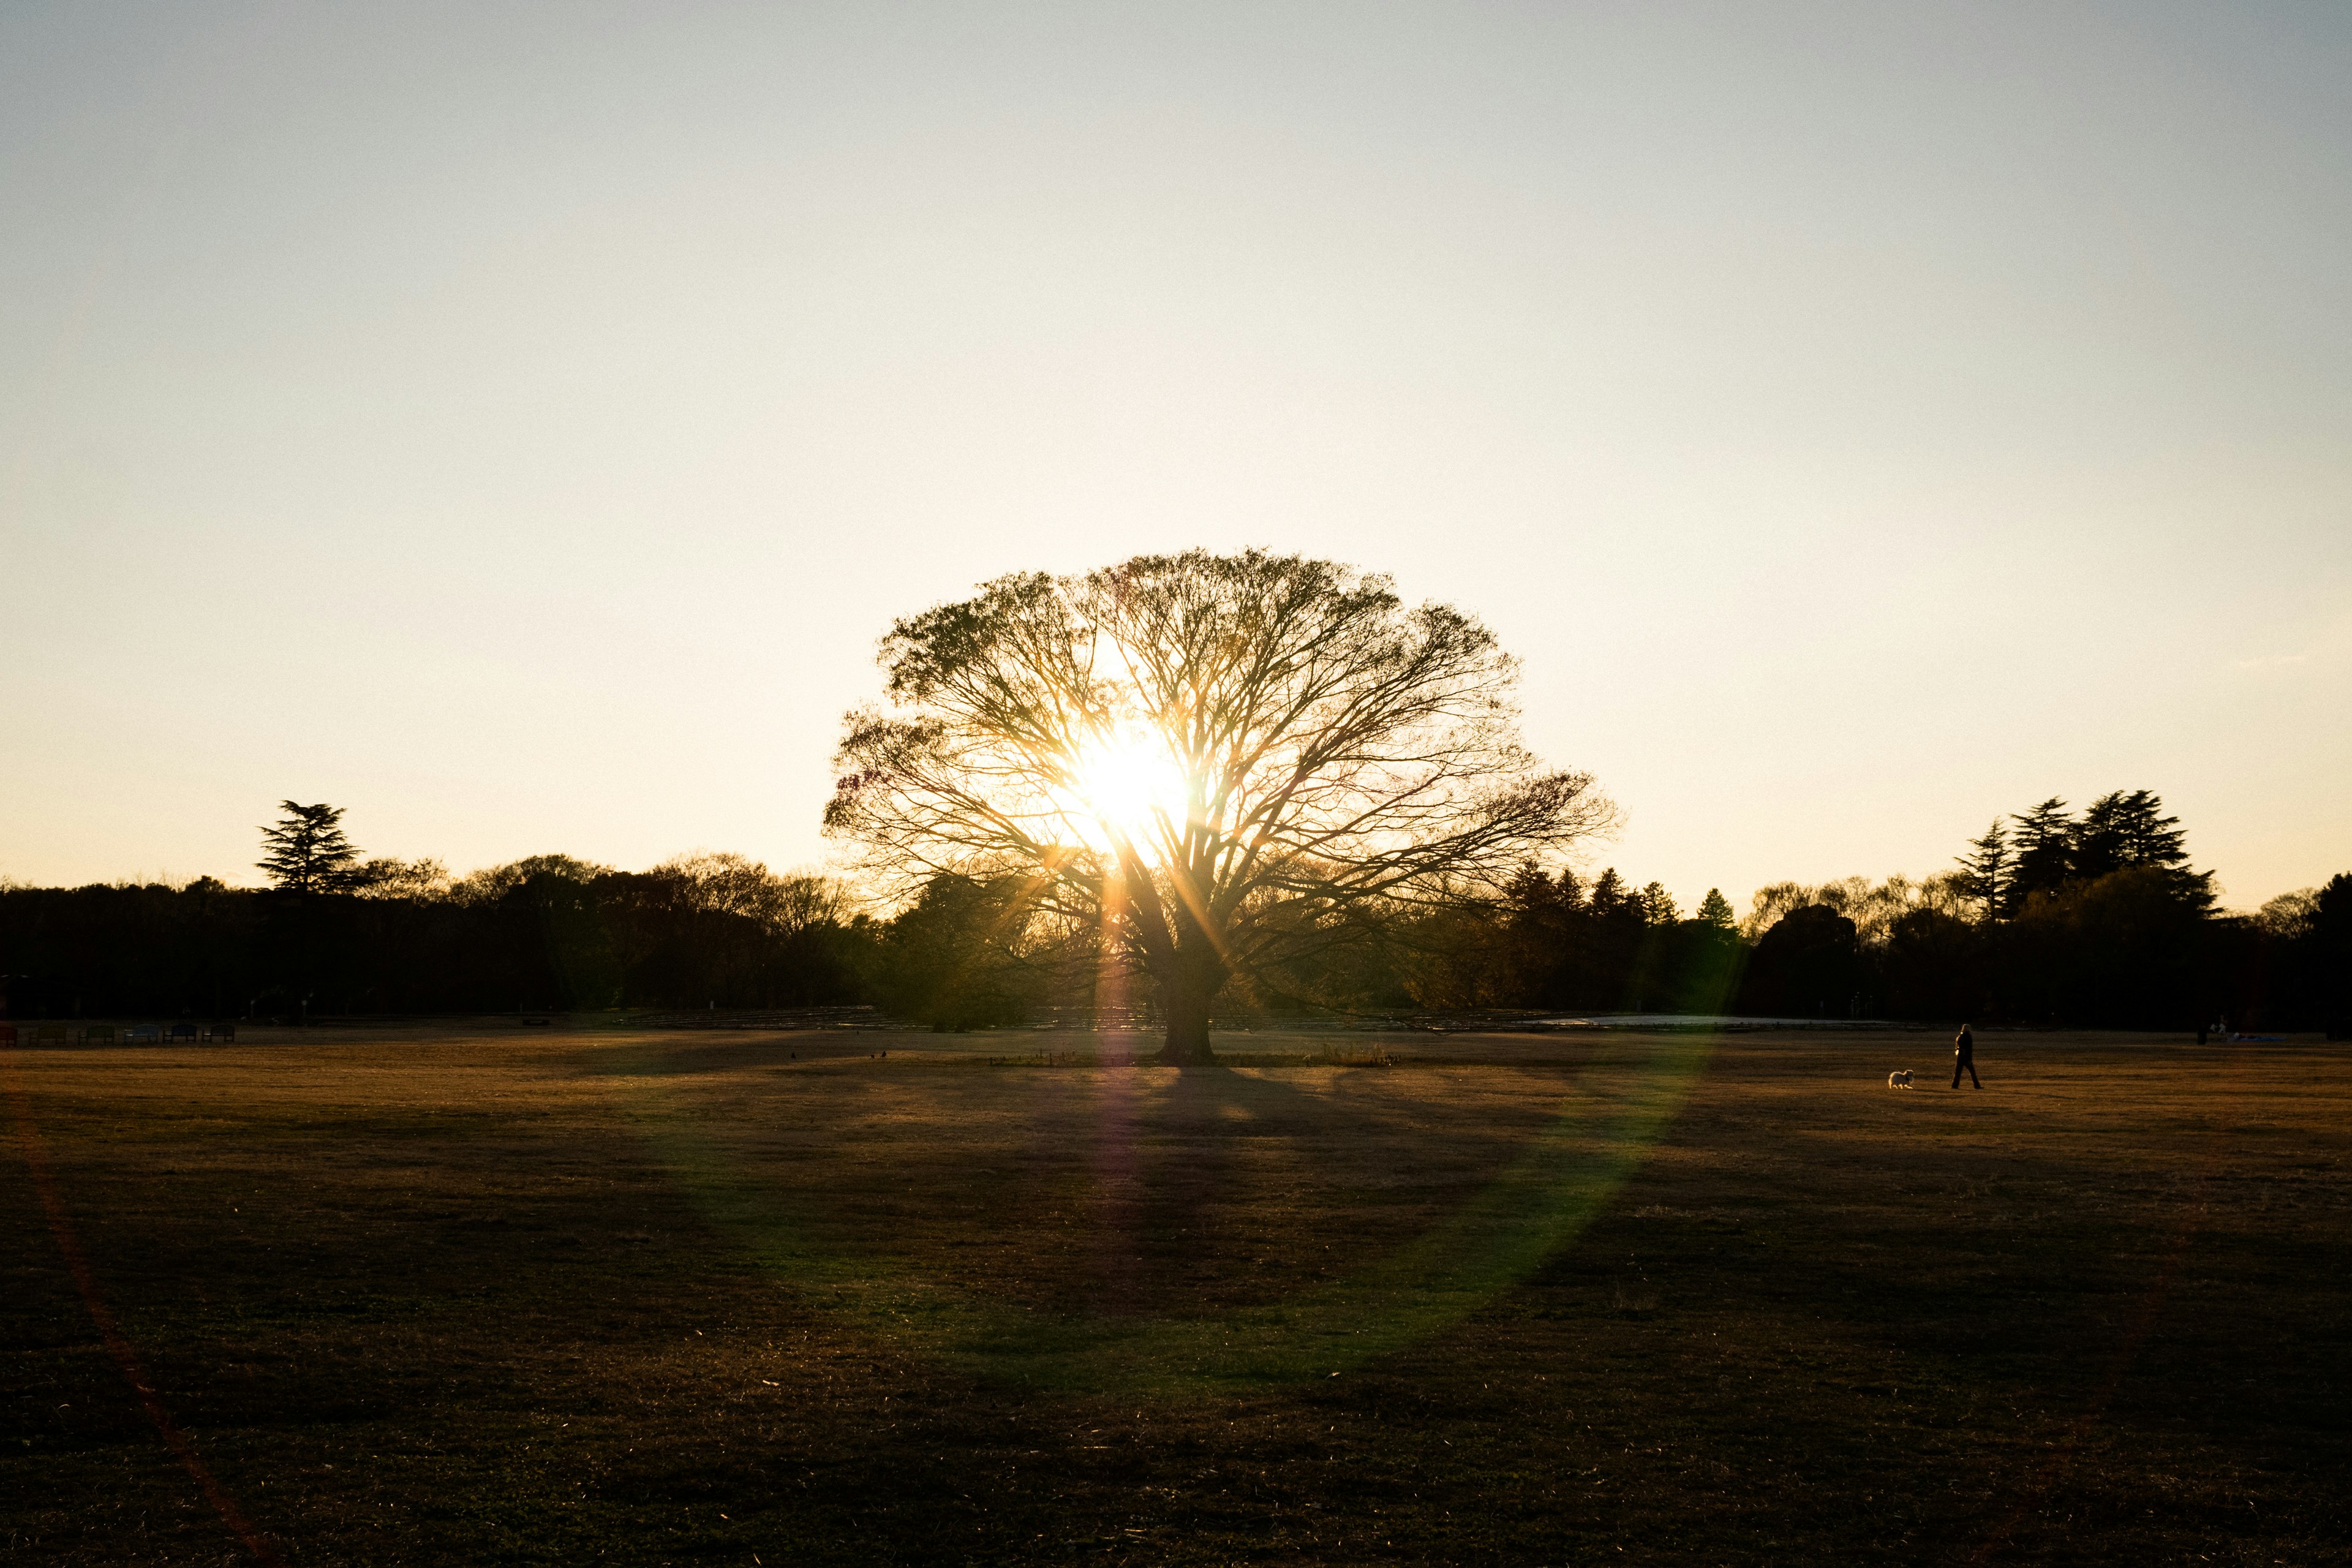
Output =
[{"x1": 1952, "y1": 1022, "x2": 1981, "y2": 1089}]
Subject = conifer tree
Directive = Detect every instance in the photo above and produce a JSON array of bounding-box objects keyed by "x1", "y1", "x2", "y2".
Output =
[
  {"x1": 1639, "y1": 882, "x2": 1680, "y2": 925},
  {"x1": 2005, "y1": 797, "x2": 2073, "y2": 915},
  {"x1": 2076, "y1": 789, "x2": 2212, "y2": 909},
  {"x1": 1956, "y1": 820, "x2": 2010, "y2": 924},
  {"x1": 1695, "y1": 888, "x2": 1736, "y2": 930},
  {"x1": 2072, "y1": 791, "x2": 2130, "y2": 881},
  {"x1": 257, "y1": 801, "x2": 364, "y2": 894},
  {"x1": 1587, "y1": 868, "x2": 1633, "y2": 920},
  {"x1": 1506, "y1": 861, "x2": 1558, "y2": 912}
]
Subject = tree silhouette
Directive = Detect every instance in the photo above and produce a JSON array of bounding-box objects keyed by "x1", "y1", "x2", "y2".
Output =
[
  {"x1": 2005, "y1": 797, "x2": 2074, "y2": 914},
  {"x1": 1956, "y1": 820, "x2": 2010, "y2": 924},
  {"x1": 2314, "y1": 873, "x2": 2352, "y2": 1040},
  {"x1": 826, "y1": 551, "x2": 1615, "y2": 1063},
  {"x1": 1741, "y1": 903, "x2": 1863, "y2": 1018},
  {"x1": 2075, "y1": 789, "x2": 2213, "y2": 910},
  {"x1": 257, "y1": 802, "x2": 364, "y2": 894}
]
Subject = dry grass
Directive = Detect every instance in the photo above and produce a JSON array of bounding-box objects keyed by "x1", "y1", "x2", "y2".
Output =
[{"x1": 3, "y1": 1023, "x2": 2347, "y2": 1565}]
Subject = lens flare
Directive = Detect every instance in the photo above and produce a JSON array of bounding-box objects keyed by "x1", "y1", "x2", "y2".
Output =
[{"x1": 608, "y1": 1032, "x2": 1713, "y2": 1400}]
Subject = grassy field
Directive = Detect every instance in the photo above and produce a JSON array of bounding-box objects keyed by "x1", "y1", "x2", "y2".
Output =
[{"x1": 4, "y1": 1023, "x2": 2347, "y2": 1566}]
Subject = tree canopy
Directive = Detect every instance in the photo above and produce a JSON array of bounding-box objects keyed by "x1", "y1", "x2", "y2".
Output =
[
  {"x1": 257, "y1": 801, "x2": 364, "y2": 894},
  {"x1": 825, "y1": 550, "x2": 1615, "y2": 1061},
  {"x1": 1996, "y1": 790, "x2": 2214, "y2": 916}
]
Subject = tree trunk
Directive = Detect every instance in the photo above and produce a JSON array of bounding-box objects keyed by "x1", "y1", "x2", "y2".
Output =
[
  {"x1": 1152, "y1": 946, "x2": 1227, "y2": 1068},
  {"x1": 1157, "y1": 982, "x2": 1216, "y2": 1066}
]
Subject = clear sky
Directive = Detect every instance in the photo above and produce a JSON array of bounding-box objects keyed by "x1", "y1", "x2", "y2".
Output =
[{"x1": 4, "y1": 2, "x2": 2347, "y2": 914}]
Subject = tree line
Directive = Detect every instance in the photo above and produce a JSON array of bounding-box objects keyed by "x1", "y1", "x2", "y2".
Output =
[
  {"x1": 1, "y1": 805, "x2": 870, "y2": 1020},
  {"x1": 1390, "y1": 791, "x2": 2345, "y2": 1031},
  {"x1": 3, "y1": 792, "x2": 2342, "y2": 1036},
  {"x1": 12, "y1": 555, "x2": 2341, "y2": 1048},
  {"x1": 859, "y1": 790, "x2": 2348, "y2": 1035}
]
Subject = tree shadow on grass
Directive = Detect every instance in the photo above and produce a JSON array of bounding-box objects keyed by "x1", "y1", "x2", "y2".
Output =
[
  {"x1": 588, "y1": 1033, "x2": 875, "y2": 1076},
  {"x1": 594, "y1": 1033, "x2": 1714, "y2": 1398}
]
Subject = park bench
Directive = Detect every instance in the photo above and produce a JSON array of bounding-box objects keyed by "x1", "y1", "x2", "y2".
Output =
[
  {"x1": 36, "y1": 1024, "x2": 70, "y2": 1045},
  {"x1": 170, "y1": 1022, "x2": 198, "y2": 1042},
  {"x1": 82, "y1": 1024, "x2": 116, "y2": 1044},
  {"x1": 208, "y1": 1022, "x2": 238, "y2": 1042},
  {"x1": 125, "y1": 1023, "x2": 160, "y2": 1042},
  {"x1": 0, "y1": 1024, "x2": 13, "y2": 1047}
]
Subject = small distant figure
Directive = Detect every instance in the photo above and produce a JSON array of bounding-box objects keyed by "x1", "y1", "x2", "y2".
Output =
[{"x1": 1952, "y1": 1023, "x2": 1981, "y2": 1090}]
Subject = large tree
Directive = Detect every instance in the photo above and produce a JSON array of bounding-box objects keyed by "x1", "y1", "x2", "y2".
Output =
[
  {"x1": 257, "y1": 801, "x2": 364, "y2": 894},
  {"x1": 2074, "y1": 788, "x2": 2214, "y2": 910},
  {"x1": 2004, "y1": 797, "x2": 2075, "y2": 914},
  {"x1": 825, "y1": 551, "x2": 1615, "y2": 1063},
  {"x1": 1954, "y1": 820, "x2": 2010, "y2": 924}
]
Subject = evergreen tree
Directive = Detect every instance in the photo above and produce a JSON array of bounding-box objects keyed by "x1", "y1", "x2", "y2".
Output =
[
  {"x1": 2113, "y1": 789, "x2": 2188, "y2": 867},
  {"x1": 1587, "y1": 868, "x2": 1633, "y2": 920},
  {"x1": 2005, "y1": 797, "x2": 2073, "y2": 915},
  {"x1": 1695, "y1": 888, "x2": 1736, "y2": 930},
  {"x1": 257, "y1": 802, "x2": 364, "y2": 894},
  {"x1": 2072, "y1": 791, "x2": 2130, "y2": 881},
  {"x1": 1639, "y1": 881, "x2": 1680, "y2": 925},
  {"x1": 2077, "y1": 789, "x2": 2212, "y2": 910},
  {"x1": 1505, "y1": 861, "x2": 1557, "y2": 912},
  {"x1": 2313, "y1": 873, "x2": 2352, "y2": 1040},
  {"x1": 1577, "y1": 868, "x2": 1648, "y2": 1008},
  {"x1": 1955, "y1": 820, "x2": 2010, "y2": 924}
]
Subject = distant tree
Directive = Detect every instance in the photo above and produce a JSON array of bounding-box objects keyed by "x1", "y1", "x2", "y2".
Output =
[
  {"x1": 505, "y1": 861, "x2": 622, "y2": 1010},
  {"x1": 1485, "y1": 862, "x2": 1577, "y2": 1007},
  {"x1": 1880, "y1": 903, "x2": 1981, "y2": 1019},
  {"x1": 1638, "y1": 882, "x2": 1680, "y2": 925},
  {"x1": 2310, "y1": 873, "x2": 2352, "y2": 1040},
  {"x1": 1741, "y1": 873, "x2": 1968, "y2": 957},
  {"x1": 825, "y1": 551, "x2": 1615, "y2": 1064},
  {"x1": 257, "y1": 802, "x2": 365, "y2": 894},
  {"x1": 872, "y1": 871, "x2": 1046, "y2": 1029},
  {"x1": 1954, "y1": 821, "x2": 2010, "y2": 924},
  {"x1": 1740, "y1": 881, "x2": 1816, "y2": 941},
  {"x1": 2005, "y1": 797, "x2": 2075, "y2": 914},
  {"x1": 2074, "y1": 790, "x2": 2167, "y2": 881},
  {"x1": 1643, "y1": 891, "x2": 1746, "y2": 1015},
  {"x1": 1587, "y1": 869, "x2": 1634, "y2": 921},
  {"x1": 649, "y1": 851, "x2": 849, "y2": 937},
  {"x1": 1740, "y1": 903, "x2": 1863, "y2": 1018},
  {"x1": 2258, "y1": 888, "x2": 2322, "y2": 941},
  {"x1": 1570, "y1": 868, "x2": 1648, "y2": 1008},
  {"x1": 446, "y1": 854, "x2": 615, "y2": 907},
  {"x1": 352, "y1": 856, "x2": 450, "y2": 900},
  {"x1": 2011, "y1": 865, "x2": 2206, "y2": 1027},
  {"x1": 2074, "y1": 789, "x2": 2214, "y2": 910}
]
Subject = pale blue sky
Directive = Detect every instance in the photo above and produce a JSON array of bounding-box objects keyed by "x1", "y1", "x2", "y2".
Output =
[{"x1": 4, "y1": 2, "x2": 2347, "y2": 911}]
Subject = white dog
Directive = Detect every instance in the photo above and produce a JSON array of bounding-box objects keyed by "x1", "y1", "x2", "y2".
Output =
[{"x1": 1887, "y1": 1069, "x2": 1915, "y2": 1088}]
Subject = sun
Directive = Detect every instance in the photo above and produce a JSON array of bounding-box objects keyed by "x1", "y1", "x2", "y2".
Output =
[{"x1": 1054, "y1": 728, "x2": 1189, "y2": 856}]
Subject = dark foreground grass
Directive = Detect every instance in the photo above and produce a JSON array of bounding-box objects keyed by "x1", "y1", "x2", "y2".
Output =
[{"x1": 3, "y1": 1024, "x2": 2346, "y2": 1566}]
